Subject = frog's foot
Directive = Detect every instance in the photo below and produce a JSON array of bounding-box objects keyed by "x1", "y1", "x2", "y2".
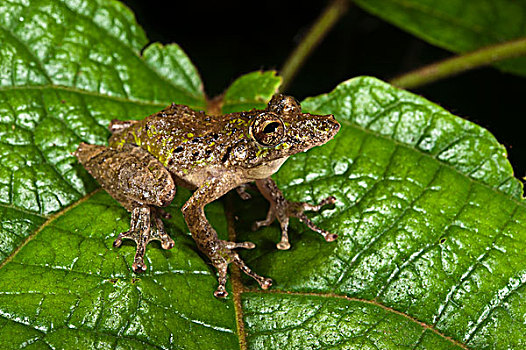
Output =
[
  {"x1": 221, "y1": 240, "x2": 256, "y2": 250},
  {"x1": 295, "y1": 196, "x2": 338, "y2": 242},
  {"x1": 113, "y1": 206, "x2": 174, "y2": 272},
  {"x1": 254, "y1": 195, "x2": 337, "y2": 250},
  {"x1": 213, "y1": 243, "x2": 271, "y2": 298},
  {"x1": 235, "y1": 183, "x2": 253, "y2": 200}
]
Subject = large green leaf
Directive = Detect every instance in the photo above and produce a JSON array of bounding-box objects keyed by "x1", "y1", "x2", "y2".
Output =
[
  {"x1": 353, "y1": 0, "x2": 526, "y2": 77},
  {"x1": 0, "y1": 0, "x2": 205, "y2": 260},
  {"x1": 239, "y1": 77, "x2": 525, "y2": 349},
  {"x1": 1, "y1": 1, "x2": 525, "y2": 349}
]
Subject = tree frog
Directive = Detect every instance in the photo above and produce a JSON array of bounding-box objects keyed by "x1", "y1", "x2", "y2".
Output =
[{"x1": 75, "y1": 94, "x2": 340, "y2": 297}]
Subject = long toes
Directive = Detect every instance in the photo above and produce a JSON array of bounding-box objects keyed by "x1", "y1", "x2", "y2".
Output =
[
  {"x1": 245, "y1": 242, "x2": 256, "y2": 249},
  {"x1": 237, "y1": 241, "x2": 256, "y2": 249},
  {"x1": 314, "y1": 196, "x2": 336, "y2": 208},
  {"x1": 276, "y1": 241, "x2": 291, "y2": 250},
  {"x1": 302, "y1": 196, "x2": 337, "y2": 212},
  {"x1": 324, "y1": 196, "x2": 337, "y2": 205},
  {"x1": 325, "y1": 233, "x2": 338, "y2": 242},
  {"x1": 113, "y1": 230, "x2": 133, "y2": 247},
  {"x1": 132, "y1": 259, "x2": 147, "y2": 273},
  {"x1": 260, "y1": 278, "x2": 273, "y2": 290},
  {"x1": 232, "y1": 254, "x2": 272, "y2": 291},
  {"x1": 252, "y1": 220, "x2": 272, "y2": 231},
  {"x1": 214, "y1": 289, "x2": 228, "y2": 298},
  {"x1": 161, "y1": 236, "x2": 175, "y2": 250},
  {"x1": 223, "y1": 240, "x2": 256, "y2": 250},
  {"x1": 113, "y1": 237, "x2": 123, "y2": 248}
]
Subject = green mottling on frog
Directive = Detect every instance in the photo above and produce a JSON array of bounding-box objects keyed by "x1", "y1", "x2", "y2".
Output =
[{"x1": 75, "y1": 94, "x2": 340, "y2": 298}]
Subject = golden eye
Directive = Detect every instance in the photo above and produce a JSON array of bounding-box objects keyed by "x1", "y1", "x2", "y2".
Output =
[{"x1": 249, "y1": 113, "x2": 285, "y2": 147}]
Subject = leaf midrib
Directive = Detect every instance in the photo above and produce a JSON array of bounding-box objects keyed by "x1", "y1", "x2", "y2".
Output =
[
  {"x1": 242, "y1": 290, "x2": 468, "y2": 350},
  {"x1": 225, "y1": 195, "x2": 249, "y2": 350},
  {"x1": 0, "y1": 85, "x2": 169, "y2": 108}
]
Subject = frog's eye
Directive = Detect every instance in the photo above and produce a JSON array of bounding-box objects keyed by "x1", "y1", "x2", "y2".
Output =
[{"x1": 249, "y1": 113, "x2": 286, "y2": 147}]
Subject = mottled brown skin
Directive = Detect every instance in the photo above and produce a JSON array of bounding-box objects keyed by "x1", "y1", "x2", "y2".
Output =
[{"x1": 75, "y1": 94, "x2": 340, "y2": 297}]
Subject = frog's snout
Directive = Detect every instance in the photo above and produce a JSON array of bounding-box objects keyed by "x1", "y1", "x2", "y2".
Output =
[
  {"x1": 325, "y1": 114, "x2": 341, "y2": 138},
  {"x1": 314, "y1": 114, "x2": 340, "y2": 141}
]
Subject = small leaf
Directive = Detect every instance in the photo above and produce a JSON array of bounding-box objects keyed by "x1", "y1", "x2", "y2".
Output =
[
  {"x1": 222, "y1": 71, "x2": 282, "y2": 114},
  {"x1": 353, "y1": 0, "x2": 526, "y2": 76}
]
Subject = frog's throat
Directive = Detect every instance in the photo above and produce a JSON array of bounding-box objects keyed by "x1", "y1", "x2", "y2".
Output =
[{"x1": 244, "y1": 157, "x2": 288, "y2": 180}]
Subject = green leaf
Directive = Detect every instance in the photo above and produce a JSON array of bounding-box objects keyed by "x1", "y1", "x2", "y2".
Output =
[
  {"x1": 0, "y1": 0, "x2": 206, "y2": 260},
  {"x1": 1, "y1": 1, "x2": 525, "y2": 349},
  {"x1": 238, "y1": 77, "x2": 525, "y2": 349},
  {"x1": 353, "y1": 0, "x2": 526, "y2": 76},
  {"x1": 221, "y1": 71, "x2": 282, "y2": 114},
  {"x1": 0, "y1": 190, "x2": 239, "y2": 349},
  {"x1": 242, "y1": 292, "x2": 463, "y2": 349}
]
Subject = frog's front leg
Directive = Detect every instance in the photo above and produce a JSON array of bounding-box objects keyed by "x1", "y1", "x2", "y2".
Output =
[
  {"x1": 182, "y1": 177, "x2": 272, "y2": 298},
  {"x1": 254, "y1": 177, "x2": 337, "y2": 250}
]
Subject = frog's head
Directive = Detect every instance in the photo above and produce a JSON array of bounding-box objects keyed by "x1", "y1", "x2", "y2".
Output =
[
  {"x1": 238, "y1": 94, "x2": 340, "y2": 174},
  {"x1": 251, "y1": 94, "x2": 339, "y2": 154}
]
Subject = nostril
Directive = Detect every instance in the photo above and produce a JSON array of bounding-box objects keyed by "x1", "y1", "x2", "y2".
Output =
[{"x1": 327, "y1": 116, "x2": 340, "y2": 131}]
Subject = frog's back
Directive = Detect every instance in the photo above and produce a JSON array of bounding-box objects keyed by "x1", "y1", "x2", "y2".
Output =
[{"x1": 108, "y1": 104, "x2": 249, "y2": 183}]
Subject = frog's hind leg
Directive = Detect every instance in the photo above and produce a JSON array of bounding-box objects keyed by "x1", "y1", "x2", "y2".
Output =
[
  {"x1": 113, "y1": 206, "x2": 151, "y2": 272},
  {"x1": 75, "y1": 143, "x2": 176, "y2": 273}
]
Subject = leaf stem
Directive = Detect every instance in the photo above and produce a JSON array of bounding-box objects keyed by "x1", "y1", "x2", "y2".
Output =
[
  {"x1": 391, "y1": 37, "x2": 526, "y2": 89},
  {"x1": 279, "y1": 0, "x2": 349, "y2": 92},
  {"x1": 225, "y1": 194, "x2": 248, "y2": 350}
]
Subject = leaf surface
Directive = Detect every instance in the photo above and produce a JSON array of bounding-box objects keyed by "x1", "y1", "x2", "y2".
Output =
[
  {"x1": 0, "y1": 1, "x2": 525, "y2": 349},
  {"x1": 239, "y1": 77, "x2": 525, "y2": 349},
  {"x1": 353, "y1": 0, "x2": 526, "y2": 76},
  {"x1": 221, "y1": 71, "x2": 281, "y2": 114}
]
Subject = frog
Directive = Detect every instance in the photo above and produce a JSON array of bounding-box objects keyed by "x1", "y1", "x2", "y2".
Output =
[{"x1": 75, "y1": 94, "x2": 340, "y2": 297}]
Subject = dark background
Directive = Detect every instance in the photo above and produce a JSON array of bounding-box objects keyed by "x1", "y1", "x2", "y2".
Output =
[{"x1": 121, "y1": 0, "x2": 526, "y2": 179}]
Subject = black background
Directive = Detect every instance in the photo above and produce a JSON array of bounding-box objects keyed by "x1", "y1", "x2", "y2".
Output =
[{"x1": 121, "y1": 0, "x2": 526, "y2": 180}]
